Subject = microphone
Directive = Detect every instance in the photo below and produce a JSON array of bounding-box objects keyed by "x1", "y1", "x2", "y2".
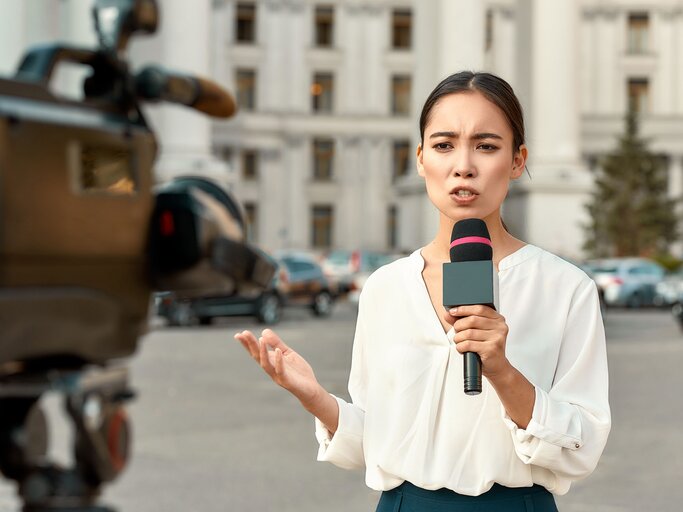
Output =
[
  {"x1": 135, "y1": 65, "x2": 237, "y2": 118},
  {"x1": 442, "y1": 219, "x2": 499, "y2": 395}
]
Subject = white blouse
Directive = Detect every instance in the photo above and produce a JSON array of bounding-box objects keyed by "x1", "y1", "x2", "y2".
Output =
[{"x1": 315, "y1": 245, "x2": 611, "y2": 496}]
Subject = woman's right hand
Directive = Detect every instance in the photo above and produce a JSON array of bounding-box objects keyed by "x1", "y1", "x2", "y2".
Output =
[{"x1": 234, "y1": 329, "x2": 322, "y2": 408}]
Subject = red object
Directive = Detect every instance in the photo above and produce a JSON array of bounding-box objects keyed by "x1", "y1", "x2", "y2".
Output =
[
  {"x1": 450, "y1": 236, "x2": 492, "y2": 248},
  {"x1": 160, "y1": 211, "x2": 175, "y2": 236},
  {"x1": 106, "y1": 407, "x2": 130, "y2": 474},
  {"x1": 350, "y1": 250, "x2": 360, "y2": 273},
  {"x1": 611, "y1": 277, "x2": 624, "y2": 285}
]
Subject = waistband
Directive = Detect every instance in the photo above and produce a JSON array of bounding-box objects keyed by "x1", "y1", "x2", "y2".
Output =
[{"x1": 394, "y1": 481, "x2": 550, "y2": 502}]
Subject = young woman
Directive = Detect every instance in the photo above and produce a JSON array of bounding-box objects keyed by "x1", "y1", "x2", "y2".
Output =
[{"x1": 234, "y1": 71, "x2": 610, "y2": 511}]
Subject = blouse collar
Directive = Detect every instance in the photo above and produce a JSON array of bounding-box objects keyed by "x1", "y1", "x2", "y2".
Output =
[{"x1": 410, "y1": 244, "x2": 541, "y2": 273}]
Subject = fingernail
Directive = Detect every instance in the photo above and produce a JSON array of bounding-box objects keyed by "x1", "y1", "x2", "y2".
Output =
[{"x1": 449, "y1": 307, "x2": 458, "y2": 314}]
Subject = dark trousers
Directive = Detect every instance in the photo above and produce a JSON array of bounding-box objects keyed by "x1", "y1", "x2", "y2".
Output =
[{"x1": 375, "y1": 481, "x2": 558, "y2": 512}]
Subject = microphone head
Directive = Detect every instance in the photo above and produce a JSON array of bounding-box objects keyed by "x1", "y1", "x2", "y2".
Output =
[{"x1": 450, "y1": 219, "x2": 493, "y2": 262}]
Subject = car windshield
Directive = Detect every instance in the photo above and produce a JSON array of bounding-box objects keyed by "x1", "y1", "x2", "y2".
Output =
[
  {"x1": 326, "y1": 250, "x2": 351, "y2": 264},
  {"x1": 592, "y1": 265, "x2": 618, "y2": 274}
]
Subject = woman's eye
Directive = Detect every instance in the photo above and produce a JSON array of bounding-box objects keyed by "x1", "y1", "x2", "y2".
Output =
[
  {"x1": 477, "y1": 144, "x2": 498, "y2": 151},
  {"x1": 433, "y1": 142, "x2": 452, "y2": 150}
]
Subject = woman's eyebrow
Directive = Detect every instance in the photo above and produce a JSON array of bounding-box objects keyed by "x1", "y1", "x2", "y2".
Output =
[{"x1": 428, "y1": 131, "x2": 503, "y2": 140}]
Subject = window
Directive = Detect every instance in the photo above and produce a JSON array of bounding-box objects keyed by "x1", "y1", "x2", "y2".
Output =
[
  {"x1": 391, "y1": 75, "x2": 411, "y2": 116},
  {"x1": 311, "y1": 72, "x2": 334, "y2": 113},
  {"x1": 241, "y1": 149, "x2": 258, "y2": 180},
  {"x1": 628, "y1": 78, "x2": 649, "y2": 114},
  {"x1": 627, "y1": 13, "x2": 649, "y2": 54},
  {"x1": 315, "y1": 6, "x2": 334, "y2": 47},
  {"x1": 391, "y1": 9, "x2": 412, "y2": 49},
  {"x1": 236, "y1": 2, "x2": 256, "y2": 43},
  {"x1": 236, "y1": 69, "x2": 256, "y2": 111},
  {"x1": 392, "y1": 140, "x2": 411, "y2": 180},
  {"x1": 313, "y1": 138, "x2": 334, "y2": 180},
  {"x1": 388, "y1": 205, "x2": 398, "y2": 249},
  {"x1": 311, "y1": 205, "x2": 333, "y2": 248},
  {"x1": 244, "y1": 202, "x2": 258, "y2": 242}
]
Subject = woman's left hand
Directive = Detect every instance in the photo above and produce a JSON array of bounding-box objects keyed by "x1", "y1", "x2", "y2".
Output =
[{"x1": 444, "y1": 304, "x2": 512, "y2": 379}]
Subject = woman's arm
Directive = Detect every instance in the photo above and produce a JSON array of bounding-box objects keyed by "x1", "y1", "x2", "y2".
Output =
[
  {"x1": 446, "y1": 280, "x2": 611, "y2": 481},
  {"x1": 446, "y1": 304, "x2": 535, "y2": 428},
  {"x1": 234, "y1": 329, "x2": 340, "y2": 432}
]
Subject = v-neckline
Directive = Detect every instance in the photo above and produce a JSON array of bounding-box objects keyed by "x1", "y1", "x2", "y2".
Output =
[
  {"x1": 415, "y1": 252, "x2": 456, "y2": 341},
  {"x1": 413, "y1": 244, "x2": 532, "y2": 340}
]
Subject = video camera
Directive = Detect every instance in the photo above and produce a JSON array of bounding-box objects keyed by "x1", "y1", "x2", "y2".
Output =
[{"x1": 0, "y1": 1, "x2": 276, "y2": 510}]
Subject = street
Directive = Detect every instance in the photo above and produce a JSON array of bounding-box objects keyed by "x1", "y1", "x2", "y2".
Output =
[{"x1": 1, "y1": 303, "x2": 682, "y2": 511}]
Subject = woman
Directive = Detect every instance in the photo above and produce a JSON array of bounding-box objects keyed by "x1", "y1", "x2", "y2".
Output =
[{"x1": 234, "y1": 71, "x2": 610, "y2": 511}]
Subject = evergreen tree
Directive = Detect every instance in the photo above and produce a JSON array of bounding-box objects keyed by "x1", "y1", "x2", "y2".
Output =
[{"x1": 584, "y1": 110, "x2": 679, "y2": 258}]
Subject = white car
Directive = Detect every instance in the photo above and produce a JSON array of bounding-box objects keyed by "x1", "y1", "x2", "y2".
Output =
[{"x1": 588, "y1": 258, "x2": 666, "y2": 308}]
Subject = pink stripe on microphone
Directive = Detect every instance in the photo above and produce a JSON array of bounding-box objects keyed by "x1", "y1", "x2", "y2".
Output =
[{"x1": 450, "y1": 236, "x2": 492, "y2": 249}]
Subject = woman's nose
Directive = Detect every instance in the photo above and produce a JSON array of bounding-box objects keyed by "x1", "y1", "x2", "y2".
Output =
[{"x1": 453, "y1": 152, "x2": 477, "y2": 178}]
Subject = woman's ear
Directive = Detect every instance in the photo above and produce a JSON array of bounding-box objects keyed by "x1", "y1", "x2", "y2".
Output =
[
  {"x1": 511, "y1": 145, "x2": 528, "y2": 180},
  {"x1": 416, "y1": 143, "x2": 425, "y2": 178}
]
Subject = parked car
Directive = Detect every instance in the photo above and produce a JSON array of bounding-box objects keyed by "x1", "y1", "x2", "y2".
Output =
[
  {"x1": 588, "y1": 257, "x2": 666, "y2": 308},
  {"x1": 654, "y1": 268, "x2": 683, "y2": 307},
  {"x1": 155, "y1": 252, "x2": 335, "y2": 326},
  {"x1": 346, "y1": 252, "x2": 404, "y2": 305},
  {"x1": 322, "y1": 249, "x2": 398, "y2": 294}
]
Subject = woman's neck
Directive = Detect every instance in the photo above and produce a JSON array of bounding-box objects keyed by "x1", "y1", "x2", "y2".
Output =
[{"x1": 424, "y1": 214, "x2": 525, "y2": 269}]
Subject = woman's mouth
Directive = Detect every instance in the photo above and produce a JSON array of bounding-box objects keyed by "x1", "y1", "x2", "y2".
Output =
[{"x1": 450, "y1": 187, "x2": 479, "y2": 204}]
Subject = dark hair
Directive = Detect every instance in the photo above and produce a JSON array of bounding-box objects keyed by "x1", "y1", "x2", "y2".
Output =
[{"x1": 419, "y1": 71, "x2": 526, "y2": 154}]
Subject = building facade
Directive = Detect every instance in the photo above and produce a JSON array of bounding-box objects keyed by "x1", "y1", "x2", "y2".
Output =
[{"x1": 3, "y1": 0, "x2": 683, "y2": 258}]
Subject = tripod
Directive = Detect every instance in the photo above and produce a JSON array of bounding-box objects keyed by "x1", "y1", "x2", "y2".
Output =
[{"x1": 0, "y1": 366, "x2": 133, "y2": 512}]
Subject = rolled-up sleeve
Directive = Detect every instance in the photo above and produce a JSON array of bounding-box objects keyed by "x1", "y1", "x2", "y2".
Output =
[
  {"x1": 503, "y1": 279, "x2": 611, "y2": 480},
  {"x1": 315, "y1": 288, "x2": 370, "y2": 470}
]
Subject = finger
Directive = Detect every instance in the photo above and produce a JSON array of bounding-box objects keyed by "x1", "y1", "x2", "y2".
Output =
[
  {"x1": 259, "y1": 336, "x2": 277, "y2": 375},
  {"x1": 261, "y1": 329, "x2": 291, "y2": 352},
  {"x1": 449, "y1": 305, "x2": 499, "y2": 319},
  {"x1": 454, "y1": 339, "x2": 478, "y2": 354},
  {"x1": 274, "y1": 347, "x2": 284, "y2": 376},
  {"x1": 453, "y1": 329, "x2": 491, "y2": 344},
  {"x1": 453, "y1": 316, "x2": 499, "y2": 332},
  {"x1": 442, "y1": 310, "x2": 457, "y2": 326},
  {"x1": 235, "y1": 330, "x2": 259, "y2": 359}
]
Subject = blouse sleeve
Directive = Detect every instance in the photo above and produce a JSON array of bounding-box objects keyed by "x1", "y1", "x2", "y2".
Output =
[
  {"x1": 503, "y1": 278, "x2": 611, "y2": 480},
  {"x1": 314, "y1": 287, "x2": 370, "y2": 470}
]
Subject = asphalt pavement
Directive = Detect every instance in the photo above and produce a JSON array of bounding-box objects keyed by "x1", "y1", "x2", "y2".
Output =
[{"x1": 1, "y1": 303, "x2": 682, "y2": 511}]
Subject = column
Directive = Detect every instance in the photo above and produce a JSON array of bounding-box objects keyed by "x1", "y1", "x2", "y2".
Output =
[
  {"x1": 654, "y1": 8, "x2": 678, "y2": 115},
  {"x1": 259, "y1": 147, "x2": 288, "y2": 251},
  {"x1": 520, "y1": 0, "x2": 592, "y2": 258},
  {"x1": 285, "y1": 138, "x2": 308, "y2": 249},
  {"x1": 262, "y1": 1, "x2": 288, "y2": 113},
  {"x1": 595, "y1": 8, "x2": 620, "y2": 114},
  {"x1": 0, "y1": 0, "x2": 27, "y2": 76},
  {"x1": 404, "y1": 0, "x2": 485, "y2": 249},
  {"x1": 130, "y1": 0, "x2": 229, "y2": 185},
  {"x1": 677, "y1": 13, "x2": 683, "y2": 114},
  {"x1": 339, "y1": 137, "x2": 362, "y2": 249},
  {"x1": 490, "y1": 7, "x2": 517, "y2": 88}
]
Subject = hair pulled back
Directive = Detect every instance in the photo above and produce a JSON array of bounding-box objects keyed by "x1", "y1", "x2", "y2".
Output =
[{"x1": 419, "y1": 71, "x2": 526, "y2": 154}]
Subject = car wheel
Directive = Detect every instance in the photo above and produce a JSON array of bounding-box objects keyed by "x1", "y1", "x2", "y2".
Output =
[
  {"x1": 312, "y1": 291, "x2": 333, "y2": 317},
  {"x1": 171, "y1": 302, "x2": 197, "y2": 327},
  {"x1": 256, "y1": 293, "x2": 282, "y2": 325},
  {"x1": 626, "y1": 292, "x2": 643, "y2": 308},
  {"x1": 672, "y1": 303, "x2": 683, "y2": 331}
]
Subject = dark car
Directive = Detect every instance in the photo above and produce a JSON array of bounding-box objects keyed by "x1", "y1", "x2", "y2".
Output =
[{"x1": 155, "y1": 252, "x2": 334, "y2": 326}]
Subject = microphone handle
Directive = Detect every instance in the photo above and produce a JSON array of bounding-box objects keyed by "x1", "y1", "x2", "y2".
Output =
[{"x1": 464, "y1": 351, "x2": 482, "y2": 395}]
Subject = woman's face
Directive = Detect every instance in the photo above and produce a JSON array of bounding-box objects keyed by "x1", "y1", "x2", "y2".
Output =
[{"x1": 417, "y1": 91, "x2": 527, "y2": 224}]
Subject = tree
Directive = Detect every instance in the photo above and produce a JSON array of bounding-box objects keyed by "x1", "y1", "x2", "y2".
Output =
[{"x1": 584, "y1": 110, "x2": 679, "y2": 258}]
